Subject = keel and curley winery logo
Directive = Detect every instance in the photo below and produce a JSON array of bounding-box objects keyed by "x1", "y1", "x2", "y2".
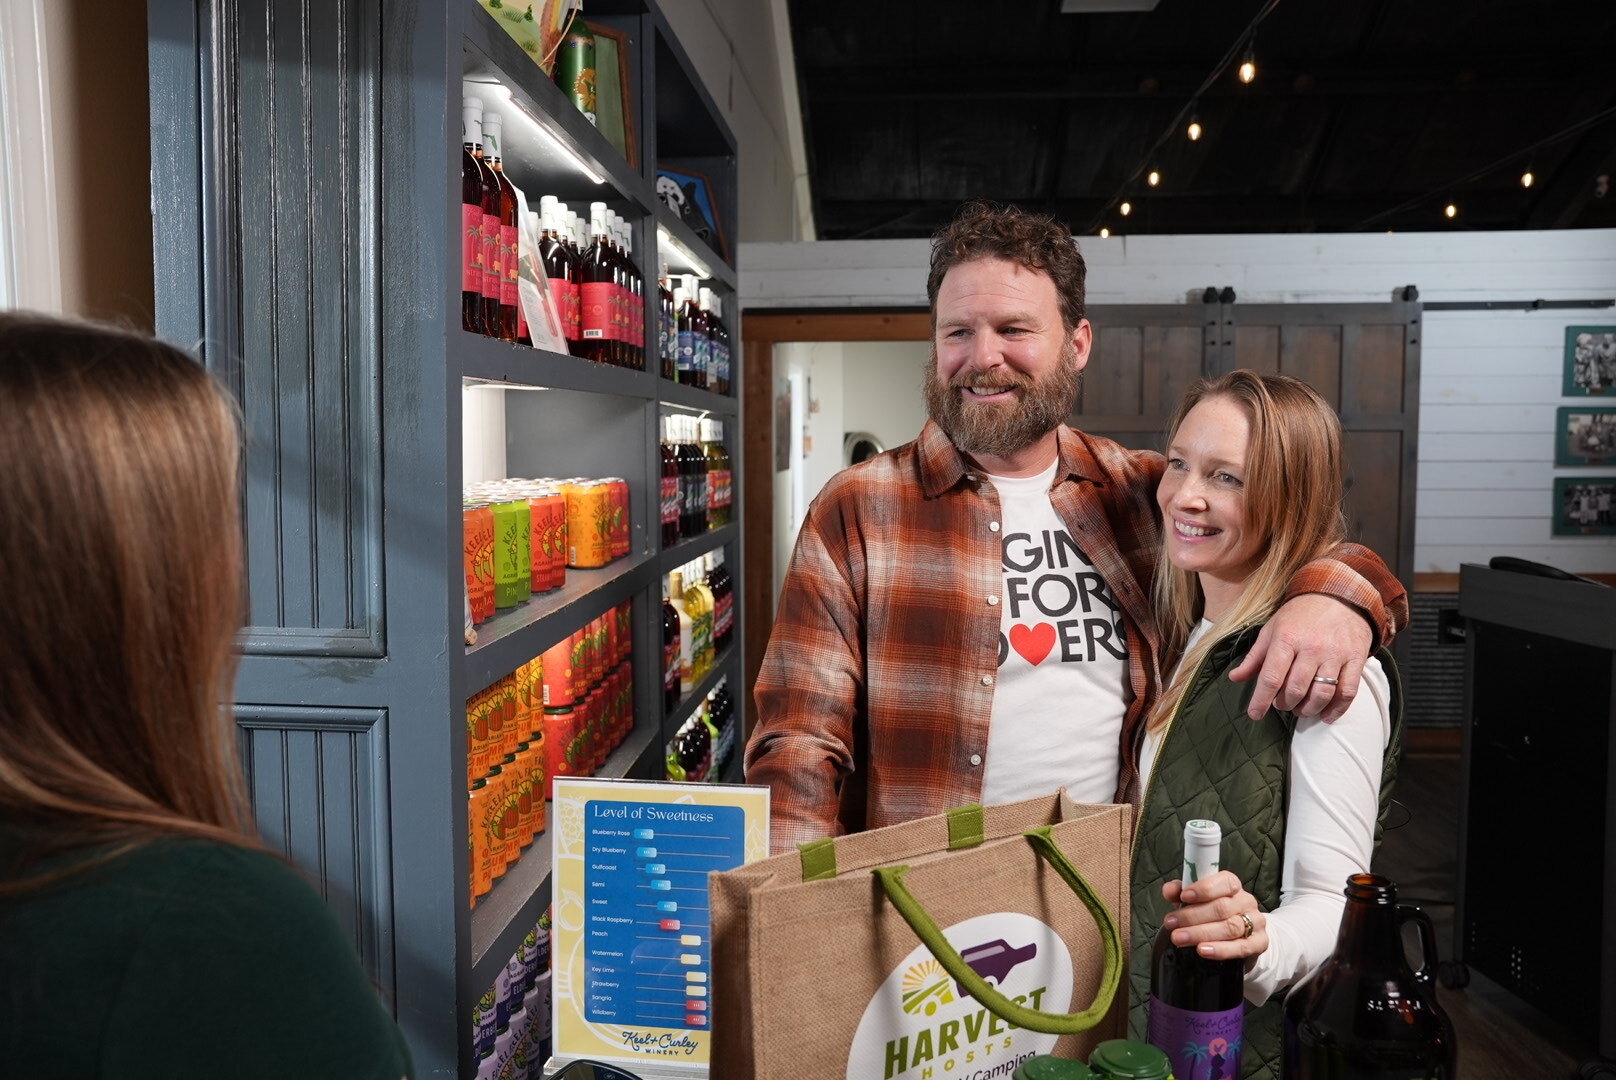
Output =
[{"x1": 847, "y1": 913, "x2": 1075, "y2": 1080}]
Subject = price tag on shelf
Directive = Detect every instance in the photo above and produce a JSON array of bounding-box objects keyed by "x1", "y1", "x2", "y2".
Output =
[{"x1": 549, "y1": 777, "x2": 769, "y2": 1075}]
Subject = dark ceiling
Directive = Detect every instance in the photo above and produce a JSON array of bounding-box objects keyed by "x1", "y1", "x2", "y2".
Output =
[{"x1": 787, "y1": 0, "x2": 1616, "y2": 239}]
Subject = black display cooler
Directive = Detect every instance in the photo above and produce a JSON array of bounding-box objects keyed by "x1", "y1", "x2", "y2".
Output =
[{"x1": 1456, "y1": 561, "x2": 1616, "y2": 1073}]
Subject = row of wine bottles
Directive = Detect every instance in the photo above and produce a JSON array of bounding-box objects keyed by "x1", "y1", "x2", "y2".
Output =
[
  {"x1": 661, "y1": 554, "x2": 734, "y2": 710},
  {"x1": 1149, "y1": 820, "x2": 1456, "y2": 1079},
  {"x1": 460, "y1": 93, "x2": 732, "y2": 391},
  {"x1": 664, "y1": 678, "x2": 738, "y2": 785},
  {"x1": 661, "y1": 414, "x2": 732, "y2": 545}
]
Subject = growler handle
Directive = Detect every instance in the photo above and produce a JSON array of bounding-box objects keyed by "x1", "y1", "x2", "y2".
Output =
[{"x1": 1397, "y1": 904, "x2": 1441, "y2": 984}]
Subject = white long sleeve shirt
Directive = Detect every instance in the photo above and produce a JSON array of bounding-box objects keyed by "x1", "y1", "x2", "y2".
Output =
[{"x1": 1139, "y1": 619, "x2": 1392, "y2": 1004}]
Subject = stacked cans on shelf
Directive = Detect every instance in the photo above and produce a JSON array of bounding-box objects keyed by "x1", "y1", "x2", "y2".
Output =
[
  {"x1": 535, "y1": 601, "x2": 636, "y2": 795},
  {"x1": 464, "y1": 476, "x2": 631, "y2": 627},
  {"x1": 472, "y1": 911, "x2": 552, "y2": 1079},
  {"x1": 467, "y1": 661, "x2": 548, "y2": 908}
]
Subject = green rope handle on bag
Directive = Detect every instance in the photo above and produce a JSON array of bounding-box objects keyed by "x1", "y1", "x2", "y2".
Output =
[{"x1": 871, "y1": 824, "x2": 1122, "y2": 1035}]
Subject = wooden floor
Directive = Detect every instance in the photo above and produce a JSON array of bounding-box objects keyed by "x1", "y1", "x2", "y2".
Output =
[{"x1": 1373, "y1": 752, "x2": 1607, "y2": 1079}]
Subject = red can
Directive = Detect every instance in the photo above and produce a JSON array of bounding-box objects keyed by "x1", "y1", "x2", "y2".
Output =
[
  {"x1": 543, "y1": 707, "x2": 580, "y2": 796},
  {"x1": 603, "y1": 478, "x2": 629, "y2": 559},
  {"x1": 540, "y1": 638, "x2": 574, "y2": 708}
]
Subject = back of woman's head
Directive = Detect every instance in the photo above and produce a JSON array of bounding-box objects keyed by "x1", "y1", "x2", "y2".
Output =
[
  {"x1": 1154, "y1": 370, "x2": 1347, "y2": 653},
  {"x1": 0, "y1": 312, "x2": 249, "y2": 847}
]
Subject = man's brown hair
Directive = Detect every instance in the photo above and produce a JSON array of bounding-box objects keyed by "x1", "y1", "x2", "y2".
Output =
[{"x1": 927, "y1": 201, "x2": 1087, "y2": 329}]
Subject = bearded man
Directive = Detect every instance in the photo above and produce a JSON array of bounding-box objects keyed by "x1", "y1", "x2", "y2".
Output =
[{"x1": 745, "y1": 202, "x2": 1407, "y2": 853}]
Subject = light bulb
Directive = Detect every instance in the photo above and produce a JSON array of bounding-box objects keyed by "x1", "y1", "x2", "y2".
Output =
[
  {"x1": 1238, "y1": 59, "x2": 1256, "y2": 84},
  {"x1": 1521, "y1": 170, "x2": 1534, "y2": 188},
  {"x1": 1147, "y1": 170, "x2": 1161, "y2": 187},
  {"x1": 1187, "y1": 120, "x2": 1202, "y2": 141},
  {"x1": 1444, "y1": 203, "x2": 1458, "y2": 219},
  {"x1": 1099, "y1": 227, "x2": 1110, "y2": 239},
  {"x1": 1120, "y1": 201, "x2": 1132, "y2": 216}
]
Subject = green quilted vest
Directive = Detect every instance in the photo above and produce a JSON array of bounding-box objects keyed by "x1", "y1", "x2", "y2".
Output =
[{"x1": 1125, "y1": 626, "x2": 1403, "y2": 1080}]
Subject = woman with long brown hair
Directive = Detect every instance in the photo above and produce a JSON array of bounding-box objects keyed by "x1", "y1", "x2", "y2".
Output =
[
  {"x1": 1127, "y1": 371, "x2": 1402, "y2": 1079},
  {"x1": 0, "y1": 312, "x2": 411, "y2": 1077}
]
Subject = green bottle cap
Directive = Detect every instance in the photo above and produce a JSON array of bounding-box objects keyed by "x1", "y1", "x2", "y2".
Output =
[
  {"x1": 1087, "y1": 1039, "x2": 1174, "y2": 1080},
  {"x1": 1012, "y1": 1055, "x2": 1095, "y2": 1080}
]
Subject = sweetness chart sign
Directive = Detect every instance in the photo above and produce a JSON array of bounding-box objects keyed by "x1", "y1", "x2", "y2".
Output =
[{"x1": 551, "y1": 777, "x2": 769, "y2": 1073}]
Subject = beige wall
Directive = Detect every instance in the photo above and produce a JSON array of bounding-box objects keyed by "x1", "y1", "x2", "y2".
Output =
[
  {"x1": 657, "y1": 0, "x2": 812, "y2": 242},
  {"x1": 42, "y1": 0, "x2": 154, "y2": 328}
]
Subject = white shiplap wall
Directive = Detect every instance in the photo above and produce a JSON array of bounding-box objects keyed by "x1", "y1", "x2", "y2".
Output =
[{"x1": 740, "y1": 229, "x2": 1616, "y2": 575}]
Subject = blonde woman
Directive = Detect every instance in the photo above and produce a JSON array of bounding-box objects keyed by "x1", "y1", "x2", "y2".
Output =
[
  {"x1": 1127, "y1": 371, "x2": 1402, "y2": 1080},
  {"x1": 0, "y1": 313, "x2": 412, "y2": 1078}
]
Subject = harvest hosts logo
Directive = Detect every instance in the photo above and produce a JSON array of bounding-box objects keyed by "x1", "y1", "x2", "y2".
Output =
[{"x1": 846, "y1": 913, "x2": 1074, "y2": 1080}]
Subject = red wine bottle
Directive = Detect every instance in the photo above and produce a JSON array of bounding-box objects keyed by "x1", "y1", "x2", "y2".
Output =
[
  {"x1": 1149, "y1": 819, "x2": 1245, "y2": 1080},
  {"x1": 1282, "y1": 874, "x2": 1457, "y2": 1078},
  {"x1": 460, "y1": 99, "x2": 487, "y2": 335},
  {"x1": 481, "y1": 113, "x2": 520, "y2": 343},
  {"x1": 579, "y1": 202, "x2": 614, "y2": 364},
  {"x1": 538, "y1": 196, "x2": 576, "y2": 354}
]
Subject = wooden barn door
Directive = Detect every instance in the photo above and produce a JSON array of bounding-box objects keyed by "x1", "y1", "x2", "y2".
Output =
[{"x1": 1076, "y1": 297, "x2": 1421, "y2": 633}]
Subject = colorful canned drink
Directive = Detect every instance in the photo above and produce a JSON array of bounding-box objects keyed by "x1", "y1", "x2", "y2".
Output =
[
  {"x1": 603, "y1": 477, "x2": 629, "y2": 559},
  {"x1": 563, "y1": 481, "x2": 612, "y2": 568},
  {"x1": 467, "y1": 687, "x2": 490, "y2": 786},
  {"x1": 569, "y1": 627, "x2": 590, "y2": 702},
  {"x1": 491, "y1": 500, "x2": 528, "y2": 608},
  {"x1": 539, "y1": 488, "x2": 568, "y2": 591},
  {"x1": 484, "y1": 765, "x2": 512, "y2": 880},
  {"x1": 542, "y1": 707, "x2": 579, "y2": 796},
  {"x1": 469, "y1": 779, "x2": 494, "y2": 900},
  {"x1": 526, "y1": 742, "x2": 547, "y2": 837},
  {"x1": 614, "y1": 600, "x2": 633, "y2": 664},
  {"x1": 540, "y1": 638, "x2": 574, "y2": 707},
  {"x1": 464, "y1": 503, "x2": 496, "y2": 624}
]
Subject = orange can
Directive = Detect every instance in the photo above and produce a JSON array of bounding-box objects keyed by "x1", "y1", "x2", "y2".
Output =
[
  {"x1": 603, "y1": 477, "x2": 629, "y2": 559},
  {"x1": 526, "y1": 740, "x2": 548, "y2": 837},
  {"x1": 543, "y1": 707, "x2": 579, "y2": 796},
  {"x1": 469, "y1": 780, "x2": 492, "y2": 903},
  {"x1": 466, "y1": 688, "x2": 490, "y2": 786},
  {"x1": 564, "y1": 481, "x2": 612, "y2": 568},
  {"x1": 569, "y1": 627, "x2": 590, "y2": 701},
  {"x1": 536, "y1": 488, "x2": 567, "y2": 591},
  {"x1": 463, "y1": 503, "x2": 495, "y2": 624}
]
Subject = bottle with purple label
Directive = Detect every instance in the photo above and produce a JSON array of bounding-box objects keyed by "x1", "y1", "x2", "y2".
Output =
[{"x1": 1148, "y1": 819, "x2": 1244, "y2": 1080}]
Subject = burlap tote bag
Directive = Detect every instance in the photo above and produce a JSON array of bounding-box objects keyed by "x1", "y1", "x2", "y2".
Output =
[{"x1": 709, "y1": 790, "x2": 1132, "y2": 1080}]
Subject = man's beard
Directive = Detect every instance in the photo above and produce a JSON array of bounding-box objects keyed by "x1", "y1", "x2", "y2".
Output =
[{"x1": 924, "y1": 344, "x2": 1083, "y2": 461}]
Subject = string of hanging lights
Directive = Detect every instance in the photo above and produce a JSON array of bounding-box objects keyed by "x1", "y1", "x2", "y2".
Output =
[{"x1": 1087, "y1": 1, "x2": 1614, "y2": 237}]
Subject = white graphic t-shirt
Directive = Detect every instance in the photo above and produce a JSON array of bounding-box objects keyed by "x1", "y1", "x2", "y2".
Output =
[{"x1": 979, "y1": 461, "x2": 1130, "y2": 806}]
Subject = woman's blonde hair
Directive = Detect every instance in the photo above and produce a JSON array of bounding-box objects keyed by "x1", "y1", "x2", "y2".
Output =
[
  {"x1": 0, "y1": 311, "x2": 253, "y2": 874},
  {"x1": 1147, "y1": 370, "x2": 1346, "y2": 730}
]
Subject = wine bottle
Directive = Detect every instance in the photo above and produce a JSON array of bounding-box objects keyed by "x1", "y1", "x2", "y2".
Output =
[
  {"x1": 579, "y1": 202, "x2": 614, "y2": 364},
  {"x1": 658, "y1": 265, "x2": 677, "y2": 381},
  {"x1": 1282, "y1": 874, "x2": 1457, "y2": 1079},
  {"x1": 661, "y1": 578, "x2": 681, "y2": 714},
  {"x1": 1149, "y1": 819, "x2": 1244, "y2": 1080},
  {"x1": 470, "y1": 108, "x2": 502, "y2": 336},
  {"x1": 673, "y1": 283, "x2": 696, "y2": 386},
  {"x1": 668, "y1": 570, "x2": 694, "y2": 694},
  {"x1": 684, "y1": 275, "x2": 710, "y2": 390},
  {"x1": 538, "y1": 196, "x2": 577, "y2": 355},
  {"x1": 481, "y1": 113, "x2": 520, "y2": 343},
  {"x1": 460, "y1": 98, "x2": 489, "y2": 335},
  {"x1": 660, "y1": 415, "x2": 681, "y2": 547}
]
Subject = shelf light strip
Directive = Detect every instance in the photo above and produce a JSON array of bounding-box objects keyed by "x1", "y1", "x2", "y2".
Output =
[
  {"x1": 499, "y1": 87, "x2": 607, "y2": 185},
  {"x1": 657, "y1": 227, "x2": 712, "y2": 281}
]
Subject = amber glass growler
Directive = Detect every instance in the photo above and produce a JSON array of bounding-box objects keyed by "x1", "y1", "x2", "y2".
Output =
[{"x1": 1282, "y1": 874, "x2": 1457, "y2": 1079}]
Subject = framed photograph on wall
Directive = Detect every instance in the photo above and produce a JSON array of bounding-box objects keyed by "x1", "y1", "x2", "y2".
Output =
[
  {"x1": 1556, "y1": 406, "x2": 1616, "y2": 466},
  {"x1": 656, "y1": 165, "x2": 726, "y2": 260},
  {"x1": 1552, "y1": 476, "x2": 1616, "y2": 536},
  {"x1": 587, "y1": 22, "x2": 637, "y2": 168},
  {"x1": 1563, "y1": 326, "x2": 1616, "y2": 396}
]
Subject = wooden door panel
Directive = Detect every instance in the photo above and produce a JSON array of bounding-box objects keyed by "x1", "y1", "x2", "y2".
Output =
[
  {"x1": 1142, "y1": 325, "x2": 1207, "y2": 415},
  {"x1": 1345, "y1": 324, "x2": 1409, "y2": 415},
  {"x1": 1234, "y1": 325, "x2": 1281, "y2": 374},
  {"x1": 1085, "y1": 326, "x2": 1144, "y2": 415},
  {"x1": 1343, "y1": 430, "x2": 1404, "y2": 574},
  {"x1": 1281, "y1": 325, "x2": 1343, "y2": 409}
]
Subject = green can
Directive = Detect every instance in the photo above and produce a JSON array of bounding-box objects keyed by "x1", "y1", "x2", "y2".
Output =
[
  {"x1": 1012, "y1": 1055, "x2": 1095, "y2": 1080},
  {"x1": 491, "y1": 499, "x2": 532, "y2": 608},
  {"x1": 1087, "y1": 1039, "x2": 1174, "y2": 1080},
  {"x1": 553, "y1": 16, "x2": 597, "y2": 126}
]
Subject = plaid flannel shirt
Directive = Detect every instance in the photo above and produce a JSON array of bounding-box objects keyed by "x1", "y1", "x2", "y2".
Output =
[{"x1": 747, "y1": 420, "x2": 1406, "y2": 853}]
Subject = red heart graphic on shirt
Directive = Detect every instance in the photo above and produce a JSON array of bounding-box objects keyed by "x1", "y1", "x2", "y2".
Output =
[{"x1": 1009, "y1": 623, "x2": 1056, "y2": 666}]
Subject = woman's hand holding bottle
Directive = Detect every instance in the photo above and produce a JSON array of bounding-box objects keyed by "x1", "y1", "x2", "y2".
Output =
[{"x1": 1161, "y1": 870, "x2": 1269, "y2": 966}]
